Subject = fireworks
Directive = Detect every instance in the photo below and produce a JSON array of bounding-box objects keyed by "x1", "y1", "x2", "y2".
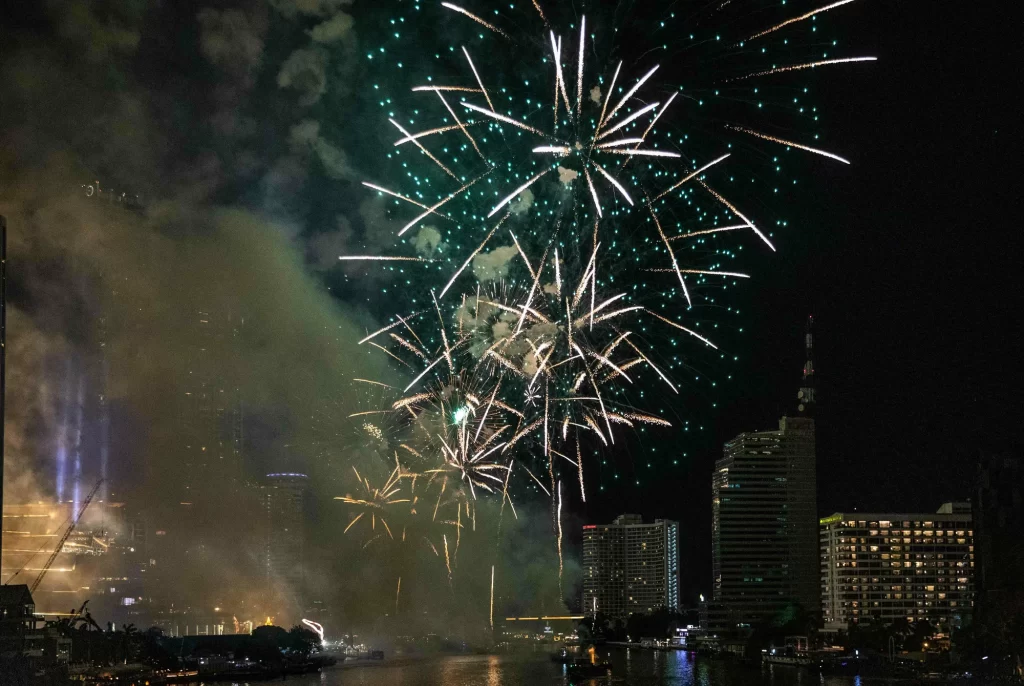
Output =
[
  {"x1": 337, "y1": 0, "x2": 871, "y2": 590},
  {"x1": 335, "y1": 462, "x2": 410, "y2": 541},
  {"x1": 339, "y1": 275, "x2": 690, "y2": 560}
]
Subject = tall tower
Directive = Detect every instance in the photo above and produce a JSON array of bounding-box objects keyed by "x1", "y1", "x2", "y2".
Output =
[
  {"x1": 709, "y1": 321, "x2": 819, "y2": 634},
  {"x1": 1, "y1": 216, "x2": 7, "y2": 559},
  {"x1": 264, "y1": 472, "x2": 309, "y2": 619}
]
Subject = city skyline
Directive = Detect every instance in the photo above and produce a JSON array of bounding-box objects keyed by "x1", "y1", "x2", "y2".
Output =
[{"x1": 1, "y1": 0, "x2": 1021, "y2": 647}]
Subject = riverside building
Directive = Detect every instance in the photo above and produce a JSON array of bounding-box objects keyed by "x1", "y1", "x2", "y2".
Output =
[
  {"x1": 707, "y1": 317, "x2": 819, "y2": 634},
  {"x1": 819, "y1": 502, "x2": 974, "y2": 631},
  {"x1": 582, "y1": 514, "x2": 680, "y2": 619}
]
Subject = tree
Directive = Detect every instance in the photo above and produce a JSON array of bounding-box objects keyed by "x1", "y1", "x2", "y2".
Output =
[
  {"x1": 286, "y1": 626, "x2": 319, "y2": 657},
  {"x1": 252, "y1": 625, "x2": 289, "y2": 648},
  {"x1": 138, "y1": 628, "x2": 176, "y2": 668}
]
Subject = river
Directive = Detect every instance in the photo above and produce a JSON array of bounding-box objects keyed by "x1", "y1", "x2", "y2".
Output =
[{"x1": 225, "y1": 648, "x2": 876, "y2": 686}]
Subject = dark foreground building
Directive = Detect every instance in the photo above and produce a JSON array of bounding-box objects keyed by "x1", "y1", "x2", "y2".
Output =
[
  {"x1": 707, "y1": 318, "x2": 818, "y2": 636},
  {"x1": 973, "y1": 453, "x2": 1024, "y2": 668}
]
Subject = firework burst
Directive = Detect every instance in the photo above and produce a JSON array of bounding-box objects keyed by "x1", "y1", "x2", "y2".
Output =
[{"x1": 340, "y1": 0, "x2": 873, "y2": 591}]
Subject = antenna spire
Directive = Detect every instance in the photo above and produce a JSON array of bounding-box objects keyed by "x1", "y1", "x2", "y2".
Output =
[{"x1": 797, "y1": 315, "x2": 815, "y2": 415}]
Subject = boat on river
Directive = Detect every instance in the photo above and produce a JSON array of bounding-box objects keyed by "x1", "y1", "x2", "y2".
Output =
[
  {"x1": 566, "y1": 658, "x2": 611, "y2": 678},
  {"x1": 565, "y1": 646, "x2": 612, "y2": 679}
]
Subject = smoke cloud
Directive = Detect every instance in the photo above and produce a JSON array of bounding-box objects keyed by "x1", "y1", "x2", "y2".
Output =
[
  {"x1": 1, "y1": 0, "x2": 579, "y2": 639},
  {"x1": 473, "y1": 246, "x2": 518, "y2": 283}
]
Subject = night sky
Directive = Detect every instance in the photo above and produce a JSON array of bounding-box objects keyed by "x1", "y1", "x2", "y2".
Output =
[
  {"x1": 574, "y1": 0, "x2": 1023, "y2": 602},
  {"x1": 2, "y1": 0, "x2": 1021, "y2": 616}
]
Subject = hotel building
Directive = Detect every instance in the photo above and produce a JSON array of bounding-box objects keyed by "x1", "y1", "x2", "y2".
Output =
[
  {"x1": 820, "y1": 502, "x2": 974, "y2": 631},
  {"x1": 582, "y1": 514, "x2": 680, "y2": 619}
]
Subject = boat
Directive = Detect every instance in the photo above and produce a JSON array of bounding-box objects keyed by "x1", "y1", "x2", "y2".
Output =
[
  {"x1": 566, "y1": 658, "x2": 611, "y2": 678},
  {"x1": 565, "y1": 646, "x2": 612, "y2": 679}
]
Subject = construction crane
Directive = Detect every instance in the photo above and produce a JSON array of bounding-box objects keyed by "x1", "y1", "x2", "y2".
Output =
[{"x1": 30, "y1": 480, "x2": 103, "y2": 594}]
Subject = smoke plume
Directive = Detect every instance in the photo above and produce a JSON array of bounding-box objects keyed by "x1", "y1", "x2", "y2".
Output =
[{"x1": 1, "y1": 0, "x2": 579, "y2": 638}]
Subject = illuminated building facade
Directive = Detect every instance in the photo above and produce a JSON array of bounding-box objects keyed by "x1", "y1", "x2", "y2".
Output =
[
  {"x1": 709, "y1": 319, "x2": 818, "y2": 634},
  {"x1": 0, "y1": 500, "x2": 142, "y2": 622},
  {"x1": 820, "y1": 503, "x2": 974, "y2": 631},
  {"x1": 582, "y1": 514, "x2": 679, "y2": 619},
  {"x1": 499, "y1": 615, "x2": 585, "y2": 643}
]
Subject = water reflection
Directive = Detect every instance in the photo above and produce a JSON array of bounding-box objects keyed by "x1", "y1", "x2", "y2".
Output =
[
  {"x1": 488, "y1": 654, "x2": 501, "y2": 686},
  {"x1": 201, "y1": 648, "x2": 881, "y2": 686}
]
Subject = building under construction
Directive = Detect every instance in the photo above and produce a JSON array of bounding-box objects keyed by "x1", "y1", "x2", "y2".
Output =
[{"x1": 1, "y1": 497, "x2": 148, "y2": 628}]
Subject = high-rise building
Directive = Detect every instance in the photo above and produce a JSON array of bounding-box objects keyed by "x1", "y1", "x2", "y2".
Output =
[
  {"x1": 264, "y1": 472, "x2": 309, "y2": 616},
  {"x1": 708, "y1": 317, "x2": 818, "y2": 634},
  {"x1": 819, "y1": 503, "x2": 974, "y2": 631},
  {"x1": 174, "y1": 309, "x2": 249, "y2": 587},
  {"x1": 180, "y1": 310, "x2": 245, "y2": 506},
  {"x1": 582, "y1": 514, "x2": 679, "y2": 619},
  {"x1": 2, "y1": 215, "x2": 7, "y2": 561}
]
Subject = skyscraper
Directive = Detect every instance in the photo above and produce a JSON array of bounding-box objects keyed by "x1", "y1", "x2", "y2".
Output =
[
  {"x1": 180, "y1": 310, "x2": 245, "y2": 505},
  {"x1": 819, "y1": 503, "x2": 974, "y2": 631},
  {"x1": 582, "y1": 514, "x2": 679, "y2": 619},
  {"x1": 1, "y1": 215, "x2": 6, "y2": 560},
  {"x1": 264, "y1": 472, "x2": 308, "y2": 616},
  {"x1": 972, "y1": 453, "x2": 1024, "y2": 653},
  {"x1": 709, "y1": 318, "x2": 818, "y2": 633}
]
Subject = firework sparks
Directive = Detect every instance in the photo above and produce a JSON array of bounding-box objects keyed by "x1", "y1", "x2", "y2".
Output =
[
  {"x1": 731, "y1": 56, "x2": 877, "y2": 82},
  {"x1": 595, "y1": 102, "x2": 660, "y2": 141},
  {"x1": 647, "y1": 310, "x2": 719, "y2": 349},
  {"x1": 650, "y1": 207, "x2": 691, "y2": 307},
  {"x1": 745, "y1": 0, "x2": 858, "y2": 42},
  {"x1": 336, "y1": 464, "x2": 410, "y2": 540},
  {"x1": 490, "y1": 170, "x2": 554, "y2": 218},
  {"x1": 361, "y1": 182, "x2": 451, "y2": 217},
  {"x1": 726, "y1": 125, "x2": 851, "y2": 164},
  {"x1": 389, "y1": 118, "x2": 459, "y2": 179},
  {"x1": 698, "y1": 180, "x2": 775, "y2": 251},
  {"x1": 441, "y1": 3, "x2": 509, "y2": 38},
  {"x1": 650, "y1": 154, "x2": 731, "y2": 203},
  {"x1": 339, "y1": 255, "x2": 434, "y2": 262},
  {"x1": 343, "y1": 0, "x2": 872, "y2": 591}
]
